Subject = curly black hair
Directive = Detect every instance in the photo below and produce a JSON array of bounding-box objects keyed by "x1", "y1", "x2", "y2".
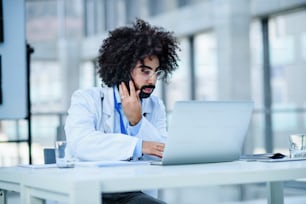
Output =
[{"x1": 96, "y1": 19, "x2": 180, "y2": 87}]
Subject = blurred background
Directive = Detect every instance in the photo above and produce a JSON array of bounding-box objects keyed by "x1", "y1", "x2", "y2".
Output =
[{"x1": 1, "y1": 0, "x2": 306, "y2": 203}]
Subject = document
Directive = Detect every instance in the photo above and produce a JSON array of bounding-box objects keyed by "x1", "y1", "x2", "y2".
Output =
[
  {"x1": 259, "y1": 157, "x2": 306, "y2": 162},
  {"x1": 18, "y1": 164, "x2": 57, "y2": 169},
  {"x1": 76, "y1": 160, "x2": 150, "y2": 167},
  {"x1": 240, "y1": 154, "x2": 306, "y2": 162},
  {"x1": 18, "y1": 161, "x2": 150, "y2": 169}
]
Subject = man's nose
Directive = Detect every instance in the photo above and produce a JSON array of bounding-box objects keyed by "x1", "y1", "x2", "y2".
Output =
[{"x1": 147, "y1": 75, "x2": 157, "y2": 83}]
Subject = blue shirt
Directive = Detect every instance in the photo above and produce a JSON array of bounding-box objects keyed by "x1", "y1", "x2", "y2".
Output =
[{"x1": 113, "y1": 87, "x2": 143, "y2": 159}]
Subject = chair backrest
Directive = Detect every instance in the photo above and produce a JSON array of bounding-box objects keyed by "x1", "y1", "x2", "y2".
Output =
[{"x1": 43, "y1": 148, "x2": 56, "y2": 164}]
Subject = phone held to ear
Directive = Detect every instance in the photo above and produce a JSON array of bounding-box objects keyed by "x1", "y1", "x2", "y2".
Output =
[{"x1": 120, "y1": 76, "x2": 154, "y2": 99}]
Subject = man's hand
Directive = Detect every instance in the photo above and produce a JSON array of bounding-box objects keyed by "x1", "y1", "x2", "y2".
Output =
[
  {"x1": 119, "y1": 81, "x2": 142, "y2": 125},
  {"x1": 142, "y1": 141, "x2": 165, "y2": 158}
]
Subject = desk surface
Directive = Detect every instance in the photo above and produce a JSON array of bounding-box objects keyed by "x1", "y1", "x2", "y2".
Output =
[{"x1": 1, "y1": 160, "x2": 306, "y2": 204}]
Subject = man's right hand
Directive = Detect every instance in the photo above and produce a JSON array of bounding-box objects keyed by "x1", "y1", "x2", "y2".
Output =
[
  {"x1": 142, "y1": 141, "x2": 165, "y2": 158},
  {"x1": 119, "y1": 81, "x2": 142, "y2": 126}
]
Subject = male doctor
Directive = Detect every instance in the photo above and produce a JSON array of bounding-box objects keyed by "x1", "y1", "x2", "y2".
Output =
[{"x1": 65, "y1": 19, "x2": 179, "y2": 204}]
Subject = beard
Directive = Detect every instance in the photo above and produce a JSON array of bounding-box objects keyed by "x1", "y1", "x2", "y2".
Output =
[{"x1": 138, "y1": 84, "x2": 155, "y2": 99}]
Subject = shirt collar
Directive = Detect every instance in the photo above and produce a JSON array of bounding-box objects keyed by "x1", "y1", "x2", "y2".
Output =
[{"x1": 113, "y1": 85, "x2": 153, "y2": 114}]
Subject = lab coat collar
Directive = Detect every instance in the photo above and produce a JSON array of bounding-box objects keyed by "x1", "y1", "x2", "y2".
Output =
[{"x1": 102, "y1": 87, "x2": 114, "y2": 116}]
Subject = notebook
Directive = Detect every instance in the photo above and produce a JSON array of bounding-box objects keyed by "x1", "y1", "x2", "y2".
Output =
[{"x1": 152, "y1": 101, "x2": 253, "y2": 165}]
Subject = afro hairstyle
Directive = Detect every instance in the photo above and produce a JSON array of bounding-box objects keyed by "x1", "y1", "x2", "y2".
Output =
[{"x1": 96, "y1": 18, "x2": 180, "y2": 87}]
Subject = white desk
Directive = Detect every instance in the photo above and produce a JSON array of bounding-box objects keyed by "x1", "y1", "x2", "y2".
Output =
[{"x1": 1, "y1": 160, "x2": 306, "y2": 204}]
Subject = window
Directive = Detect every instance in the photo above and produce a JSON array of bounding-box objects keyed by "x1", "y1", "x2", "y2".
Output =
[
  {"x1": 80, "y1": 61, "x2": 97, "y2": 89},
  {"x1": 194, "y1": 32, "x2": 217, "y2": 100},
  {"x1": 250, "y1": 10, "x2": 306, "y2": 153},
  {"x1": 165, "y1": 38, "x2": 191, "y2": 111},
  {"x1": 268, "y1": 11, "x2": 306, "y2": 152}
]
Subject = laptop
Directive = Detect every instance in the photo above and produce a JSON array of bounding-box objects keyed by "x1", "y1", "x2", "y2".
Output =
[{"x1": 152, "y1": 101, "x2": 253, "y2": 165}]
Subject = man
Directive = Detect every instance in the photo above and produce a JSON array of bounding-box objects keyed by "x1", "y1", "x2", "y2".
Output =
[{"x1": 65, "y1": 19, "x2": 179, "y2": 204}]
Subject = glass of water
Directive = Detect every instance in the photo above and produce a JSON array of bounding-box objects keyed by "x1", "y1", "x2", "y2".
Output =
[
  {"x1": 289, "y1": 134, "x2": 306, "y2": 158},
  {"x1": 55, "y1": 141, "x2": 75, "y2": 168}
]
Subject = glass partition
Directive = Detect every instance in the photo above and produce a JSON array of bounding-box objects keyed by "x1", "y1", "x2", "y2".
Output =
[
  {"x1": 165, "y1": 38, "x2": 191, "y2": 111},
  {"x1": 194, "y1": 32, "x2": 217, "y2": 100},
  {"x1": 269, "y1": 10, "x2": 306, "y2": 153}
]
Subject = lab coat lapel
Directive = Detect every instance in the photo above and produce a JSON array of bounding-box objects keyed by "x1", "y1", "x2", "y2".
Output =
[
  {"x1": 101, "y1": 87, "x2": 115, "y2": 133},
  {"x1": 142, "y1": 98, "x2": 153, "y2": 117}
]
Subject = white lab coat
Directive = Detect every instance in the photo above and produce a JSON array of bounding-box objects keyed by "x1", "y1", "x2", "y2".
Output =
[{"x1": 65, "y1": 86, "x2": 168, "y2": 161}]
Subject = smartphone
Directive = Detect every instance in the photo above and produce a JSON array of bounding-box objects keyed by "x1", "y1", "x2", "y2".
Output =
[
  {"x1": 122, "y1": 75, "x2": 131, "y2": 93},
  {"x1": 121, "y1": 75, "x2": 152, "y2": 99}
]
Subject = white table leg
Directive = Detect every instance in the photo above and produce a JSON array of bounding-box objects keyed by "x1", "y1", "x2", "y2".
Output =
[
  {"x1": 28, "y1": 197, "x2": 45, "y2": 204},
  {"x1": 0, "y1": 189, "x2": 7, "y2": 204},
  {"x1": 20, "y1": 185, "x2": 45, "y2": 204},
  {"x1": 267, "y1": 181, "x2": 284, "y2": 204}
]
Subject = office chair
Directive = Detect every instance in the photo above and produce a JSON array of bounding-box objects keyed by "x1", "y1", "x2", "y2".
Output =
[{"x1": 43, "y1": 148, "x2": 56, "y2": 164}]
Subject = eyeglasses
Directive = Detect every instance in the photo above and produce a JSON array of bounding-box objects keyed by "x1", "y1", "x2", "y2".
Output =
[{"x1": 137, "y1": 66, "x2": 165, "y2": 80}]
